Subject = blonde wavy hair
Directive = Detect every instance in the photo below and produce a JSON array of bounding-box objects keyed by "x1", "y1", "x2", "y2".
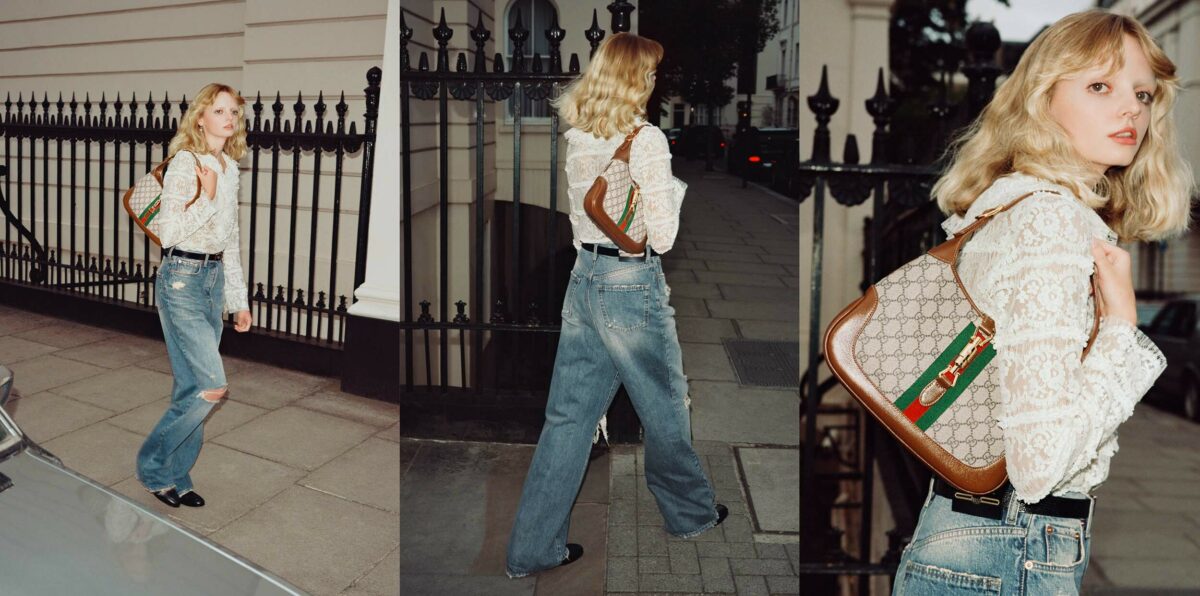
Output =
[
  {"x1": 934, "y1": 10, "x2": 1194, "y2": 241},
  {"x1": 167, "y1": 83, "x2": 248, "y2": 161},
  {"x1": 553, "y1": 33, "x2": 663, "y2": 139}
]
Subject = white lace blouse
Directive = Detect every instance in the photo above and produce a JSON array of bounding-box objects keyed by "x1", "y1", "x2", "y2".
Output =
[
  {"x1": 157, "y1": 150, "x2": 249, "y2": 314},
  {"x1": 943, "y1": 172, "x2": 1166, "y2": 503},
  {"x1": 563, "y1": 122, "x2": 687, "y2": 253}
]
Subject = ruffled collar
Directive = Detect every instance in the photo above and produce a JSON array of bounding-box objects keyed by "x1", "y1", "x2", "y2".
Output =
[{"x1": 941, "y1": 172, "x2": 1118, "y2": 244}]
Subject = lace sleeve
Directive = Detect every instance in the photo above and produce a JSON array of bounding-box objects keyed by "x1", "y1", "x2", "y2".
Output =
[
  {"x1": 629, "y1": 126, "x2": 685, "y2": 252},
  {"x1": 156, "y1": 151, "x2": 217, "y2": 248},
  {"x1": 992, "y1": 193, "x2": 1166, "y2": 503},
  {"x1": 221, "y1": 177, "x2": 248, "y2": 314}
]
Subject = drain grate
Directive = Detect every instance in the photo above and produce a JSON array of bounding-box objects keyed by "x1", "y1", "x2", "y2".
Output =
[{"x1": 721, "y1": 339, "x2": 800, "y2": 388}]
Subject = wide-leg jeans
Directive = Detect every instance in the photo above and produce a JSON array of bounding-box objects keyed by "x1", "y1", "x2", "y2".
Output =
[
  {"x1": 136, "y1": 254, "x2": 227, "y2": 495},
  {"x1": 506, "y1": 248, "x2": 719, "y2": 577}
]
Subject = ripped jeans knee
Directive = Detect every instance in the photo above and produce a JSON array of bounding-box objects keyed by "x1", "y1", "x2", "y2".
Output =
[{"x1": 199, "y1": 387, "x2": 228, "y2": 403}]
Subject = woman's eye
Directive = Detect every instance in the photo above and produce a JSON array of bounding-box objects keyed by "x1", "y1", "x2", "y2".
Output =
[
  {"x1": 1088, "y1": 82, "x2": 1109, "y2": 93},
  {"x1": 1136, "y1": 91, "x2": 1154, "y2": 104}
]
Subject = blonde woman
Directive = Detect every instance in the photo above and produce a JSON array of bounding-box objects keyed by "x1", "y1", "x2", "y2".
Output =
[
  {"x1": 505, "y1": 33, "x2": 727, "y2": 577},
  {"x1": 894, "y1": 11, "x2": 1193, "y2": 594},
  {"x1": 135, "y1": 84, "x2": 251, "y2": 509}
]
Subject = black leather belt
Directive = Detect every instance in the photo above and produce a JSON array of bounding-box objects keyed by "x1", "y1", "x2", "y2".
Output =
[
  {"x1": 163, "y1": 248, "x2": 223, "y2": 262},
  {"x1": 933, "y1": 477, "x2": 1092, "y2": 521},
  {"x1": 581, "y1": 243, "x2": 659, "y2": 261}
]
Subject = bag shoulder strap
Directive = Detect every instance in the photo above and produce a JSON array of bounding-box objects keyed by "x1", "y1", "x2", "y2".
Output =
[
  {"x1": 610, "y1": 124, "x2": 648, "y2": 164},
  {"x1": 928, "y1": 187, "x2": 1101, "y2": 360}
]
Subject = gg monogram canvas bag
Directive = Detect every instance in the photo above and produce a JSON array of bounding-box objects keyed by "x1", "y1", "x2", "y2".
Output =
[
  {"x1": 824, "y1": 190, "x2": 1100, "y2": 494},
  {"x1": 583, "y1": 125, "x2": 648, "y2": 254},
  {"x1": 121, "y1": 151, "x2": 202, "y2": 247}
]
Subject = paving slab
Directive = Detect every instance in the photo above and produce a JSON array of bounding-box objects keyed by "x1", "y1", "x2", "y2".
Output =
[
  {"x1": 293, "y1": 391, "x2": 400, "y2": 428},
  {"x1": 111, "y1": 443, "x2": 306, "y2": 534},
  {"x1": 673, "y1": 317, "x2": 737, "y2": 344},
  {"x1": 53, "y1": 365, "x2": 172, "y2": 413},
  {"x1": 212, "y1": 406, "x2": 378, "y2": 470},
  {"x1": 4, "y1": 390, "x2": 113, "y2": 442},
  {"x1": 737, "y1": 448, "x2": 800, "y2": 534},
  {"x1": 0, "y1": 335, "x2": 59, "y2": 364},
  {"x1": 54, "y1": 333, "x2": 166, "y2": 369},
  {"x1": 210, "y1": 485, "x2": 399, "y2": 596},
  {"x1": 43, "y1": 422, "x2": 145, "y2": 485},
  {"x1": 679, "y1": 343, "x2": 737, "y2": 382},
  {"x1": 734, "y1": 320, "x2": 799, "y2": 341},
  {"x1": 302, "y1": 437, "x2": 401, "y2": 513},
  {"x1": 378, "y1": 422, "x2": 400, "y2": 442},
  {"x1": 340, "y1": 547, "x2": 399, "y2": 596},
  {"x1": 693, "y1": 271, "x2": 785, "y2": 287},
  {"x1": 689, "y1": 382, "x2": 799, "y2": 445},
  {"x1": 0, "y1": 309, "x2": 59, "y2": 335},
  {"x1": 224, "y1": 362, "x2": 329, "y2": 409},
  {"x1": 108, "y1": 396, "x2": 268, "y2": 439},
  {"x1": 703, "y1": 261, "x2": 787, "y2": 275},
  {"x1": 13, "y1": 320, "x2": 115, "y2": 348},
  {"x1": 7, "y1": 353, "x2": 108, "y2": 395},
  {"x1": 706, "y1": 299, "x2": 799, "y2": 322}
]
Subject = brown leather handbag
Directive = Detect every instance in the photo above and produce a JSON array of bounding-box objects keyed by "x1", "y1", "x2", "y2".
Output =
[
  {"x1": 823, "y1": 190, "x2": 1100, "y2": 494},
  {"x1": 583, "y1": 125, "x2": 648, "y2": 254}
]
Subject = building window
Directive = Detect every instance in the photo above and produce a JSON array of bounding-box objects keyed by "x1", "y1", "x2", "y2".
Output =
[
  {"x1": 786, "y1": 97, "x2": 799, "y2": 128},
  {"x1": 506, "y1": 0, "x2": 557, "y2": 120},
  {"x1": 672, "y1": 103, "x2": 685, "y2": 128}
]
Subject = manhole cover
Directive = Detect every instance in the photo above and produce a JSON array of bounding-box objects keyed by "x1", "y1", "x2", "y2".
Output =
[{"x1": 722, "y1": 339, "x2": 800, "y2": 388}]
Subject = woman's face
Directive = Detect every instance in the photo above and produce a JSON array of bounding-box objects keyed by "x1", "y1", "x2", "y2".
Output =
[
  {"x1": 1048, "y1": 34, "x2": 1156, "y2": 177},
  {"x1": 198, "y1": 91, "x2": 240, "y2": 142}
]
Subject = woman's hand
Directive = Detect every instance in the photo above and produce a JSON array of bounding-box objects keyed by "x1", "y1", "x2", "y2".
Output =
[
  {"x1": 195, "y1": 164, "x2": 217, "y2": 200},
  {"x1": 1091, "y1": 239, "x2": 1138, "y2": 326},
  {"x1": 234, "y1": 310, "x2": 252, "y2": 332}
]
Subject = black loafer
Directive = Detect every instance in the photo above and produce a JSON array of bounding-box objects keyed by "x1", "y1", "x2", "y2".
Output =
[
  {"x1": 177, "y1": 490, "x2": 206, "y2": 508},
  {"x1": 715, "y1": 503, "x2": 729, "y2": 526},
  {"x1": 152, "y1": 488, "x2": 181, "y2": 508},
  {"x1": 560, "y1": 543, "x2": 584, "y2": 567}
]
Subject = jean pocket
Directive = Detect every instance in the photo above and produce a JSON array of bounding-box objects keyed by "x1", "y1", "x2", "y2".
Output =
[
  {"x1": 598, "y1": 284, "x2": 649, "y2": 330},
  {"x1": 166, "y1": 257, "x2": 202, "y2": 276},
  {"x1": 896, "y1": 561, "x2": 1002, "y2": 595},
  {"x1": 1028, "y1": 519, "x2": 1085, "y2": 571}
]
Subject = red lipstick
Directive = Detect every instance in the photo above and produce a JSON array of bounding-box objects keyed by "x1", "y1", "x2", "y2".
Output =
[{"x1": 1109, "y1": 127, "x2": 1137, "y2": 145}]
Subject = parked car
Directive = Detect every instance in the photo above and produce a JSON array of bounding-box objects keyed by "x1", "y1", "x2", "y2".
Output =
[
  {"x1": 679, "y1": 125, "x2": 726, "y2": 160},
  {"x1": 727, "y1": 127, "x2": 799, "y2": 181},
  {"x1": 1140, "y1": 296, "x2": 1200, "y2": 421},
  {"x1": 0, "y1": 365, "x2": 305, "y2": 595},
  {"x1": 664, "y1": 127, "x2": 682, "y2": 154}
]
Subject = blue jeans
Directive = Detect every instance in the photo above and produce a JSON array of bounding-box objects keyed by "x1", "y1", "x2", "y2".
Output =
[
  {"x1": 506, "y1": 248, "x2": 719, "y2": 577},
  {"x1": 893, "y1": 482, "x2": 1094, "y2": 595},
  {"x1": 136, "y1": 254, "x2": 228, "y2": 494}
]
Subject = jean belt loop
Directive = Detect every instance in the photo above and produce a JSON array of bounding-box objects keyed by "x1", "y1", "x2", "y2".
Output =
[
  {"x1": 1004, "y1": 489, "x2": 1021, "y2": 525},
  {"x1": 166, "y1": 246, "x2": 175, "y2": 259}
]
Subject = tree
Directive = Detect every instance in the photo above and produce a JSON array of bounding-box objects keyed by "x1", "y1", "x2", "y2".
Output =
[
  {"x1": 640, "y1": 0, "x2": 780, "y2": 127},
  {"x1": 888, "y1": 0, "x2": 1008, "y2": 163}
]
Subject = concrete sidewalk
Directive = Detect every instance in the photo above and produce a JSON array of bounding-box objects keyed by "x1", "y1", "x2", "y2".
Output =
[
  {"x1": 1080, "y1": 399, "x2": 1200, "y2": 595},
  {"x1": 398, "y1": 159, "x2": 802, "y2": 596},
  {"x1": 0, "y1": 306, "x2": 400, "y2": 596}
]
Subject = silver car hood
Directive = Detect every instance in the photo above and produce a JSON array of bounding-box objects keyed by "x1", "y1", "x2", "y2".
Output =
[{"x1": 0, "y1": 448, "x2": 305, "y2": 596}]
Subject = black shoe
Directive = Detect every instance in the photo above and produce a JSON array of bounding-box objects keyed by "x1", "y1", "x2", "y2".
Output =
[
  {"x1": 177, "y1": 490, "x2": 205, "y2": 508},
  {"x1": 152, "y1": 488, "x2": 181, "y2": 508},
  {"x1": 560, "y1": 543, "x2": 584, "y2": 567},
  {"x1": 715, "y1": 504, "x2": 729, "y2": 526}
]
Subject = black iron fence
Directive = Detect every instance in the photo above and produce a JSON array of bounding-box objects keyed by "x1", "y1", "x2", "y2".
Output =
[
  {"x1": 0, "y1": 69, "x2": 380, "y2": 348},
  {"x1": 400, "y1": 2, "x2": 645, "y2": 442},
  {"x1": 797, "y1": 23, "x2": 1003, "y2": 594}
]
